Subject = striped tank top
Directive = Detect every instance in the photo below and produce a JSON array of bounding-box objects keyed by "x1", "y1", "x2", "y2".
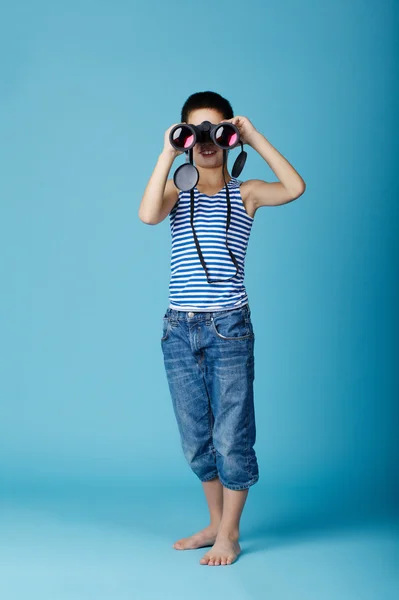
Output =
[{"x1": 167, "y1": 176, "x2": 254, "y2": 312}]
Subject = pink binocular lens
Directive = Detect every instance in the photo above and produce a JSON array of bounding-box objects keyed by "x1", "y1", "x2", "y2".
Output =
[
  {"x1": 171, "y1": 125, "x2": 195, "y2": 149},
  {"x1": 214, "y1": 125, "x2": 238, "y2": 148}
]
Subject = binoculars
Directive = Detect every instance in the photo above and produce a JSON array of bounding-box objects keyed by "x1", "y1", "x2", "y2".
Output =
[
  {"x1": 169, "y1": 120, "x2": 247, "y2": 191},
  {"x1": 170, "y1": 120, "x2": 240, "y2": 152}
]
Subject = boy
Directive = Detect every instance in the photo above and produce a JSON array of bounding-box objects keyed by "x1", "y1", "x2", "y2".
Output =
[{"x1": 139, "y1": 91, "x2": 306, "y2": 566}]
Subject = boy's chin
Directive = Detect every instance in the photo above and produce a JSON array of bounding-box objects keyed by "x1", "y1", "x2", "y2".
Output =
[{"x1": 198, "y1": 161, "x2": 224, "y2": 169}]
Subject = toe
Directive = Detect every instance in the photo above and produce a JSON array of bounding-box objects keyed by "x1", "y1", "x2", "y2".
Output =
[{"x1": 173, "y1": 542, "x2": 182, "y2": 549}]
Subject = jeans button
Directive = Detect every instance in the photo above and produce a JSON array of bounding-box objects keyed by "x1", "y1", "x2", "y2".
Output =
[{"x1": 188, "y1": 312, "x2": 195, "y2": 317}]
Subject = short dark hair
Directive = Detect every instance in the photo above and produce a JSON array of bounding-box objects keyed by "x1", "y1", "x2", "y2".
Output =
[{"x1": 181, "y1": 91, "x2": 234, "y2": 123}]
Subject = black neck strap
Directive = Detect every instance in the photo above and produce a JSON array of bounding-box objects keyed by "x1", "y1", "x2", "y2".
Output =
[{"x1": 189, "y1": 153, "x2": 241, "y2": 284}]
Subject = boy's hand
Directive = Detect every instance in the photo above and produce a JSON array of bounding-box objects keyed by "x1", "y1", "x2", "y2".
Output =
[
  {"x1": 163, "y1": 123, "x2": 186, "y2": 157},
  {"x1": 219, "y1": 116, "x2": 258, "y2": 146}
]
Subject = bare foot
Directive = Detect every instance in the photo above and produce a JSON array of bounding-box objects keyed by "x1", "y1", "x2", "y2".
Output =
[
  {"x1": 200, "y1": 534, "x2": 241, "y2": 566},
  {"x1": 172, "y1": 525, "x2": 219, "y2": 550}
]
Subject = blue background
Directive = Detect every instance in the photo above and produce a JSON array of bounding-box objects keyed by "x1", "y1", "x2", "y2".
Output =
[{"x1": 0, "y1": 0, "x2": 397, "y2": 598}]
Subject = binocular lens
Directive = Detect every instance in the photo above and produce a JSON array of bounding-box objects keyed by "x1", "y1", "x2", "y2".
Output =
[
  {"x1": 171, "y1": 125, "x2": 195, "y2": 149},
  {"x1": 215, "y1": 125, "x2": 238, "y2": 148}
]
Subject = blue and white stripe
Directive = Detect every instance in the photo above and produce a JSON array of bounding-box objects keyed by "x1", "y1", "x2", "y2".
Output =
[{"x1": 167, "y1": 177, "x2": 254, "y2": 312}]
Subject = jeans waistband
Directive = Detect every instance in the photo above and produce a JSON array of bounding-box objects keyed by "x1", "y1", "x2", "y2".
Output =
[{"x1": 165, "y1": 302, "x2": 250, "y2": 323}]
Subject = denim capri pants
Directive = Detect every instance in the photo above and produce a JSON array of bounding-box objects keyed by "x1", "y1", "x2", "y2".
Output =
[{"x1": 161, "y1": 302, "x2": 259, "y2": 491}]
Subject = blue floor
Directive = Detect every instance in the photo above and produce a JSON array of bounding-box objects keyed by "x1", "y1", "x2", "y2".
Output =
[{"x1": 1, "y1": 479, "x2": 398, "y2": 600}]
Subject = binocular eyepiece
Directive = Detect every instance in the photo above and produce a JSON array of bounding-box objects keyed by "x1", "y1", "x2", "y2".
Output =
[{"x1": 169, "y1": 120, "x2": 240, "y2": 152}]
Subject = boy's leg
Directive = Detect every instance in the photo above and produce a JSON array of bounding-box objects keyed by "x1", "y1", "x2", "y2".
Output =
[
  {"x1": 161, "y1": 312, "x2": 225, "y2": 549},
  {"x1": 173, "y1": 476, "x2": 224, "y2": 550},
  {"x1": 205, "y1": 309, "x2": 259, "y2": 493},
  {"x1": 202, "y1": 476, "x2": 224, "y2": 528},
  {"x1": 200, "y1": 487, "x2": 248, "y2": 565},
  {"x1": 199, "y1": 304, "x2": 259, "y2": 565},
  {"x1": 162, "y1": 315, "x2": 219, "y2": 483}
]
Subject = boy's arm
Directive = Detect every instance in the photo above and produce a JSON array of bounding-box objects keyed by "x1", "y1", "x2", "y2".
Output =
[
  {"x1": 138, "y1": 150, "x2": 179, "y2": 225},
  {"x1": 245, "y1": 131, "x2": 306, "y2": 209}
]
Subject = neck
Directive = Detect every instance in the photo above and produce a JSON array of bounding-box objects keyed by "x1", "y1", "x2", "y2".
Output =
[{"x1": 196, "y1": 164, "x2": 231, "y2": 189}]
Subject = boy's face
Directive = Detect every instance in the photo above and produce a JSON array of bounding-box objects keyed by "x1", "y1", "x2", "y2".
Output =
[{"x1": 187, "y1": 108, "x2": 227, "y2": 169}]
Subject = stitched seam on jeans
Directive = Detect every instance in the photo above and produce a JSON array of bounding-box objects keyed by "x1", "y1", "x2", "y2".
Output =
[
  {"x1": 244, "y1": 402, "x2": 253, "y2": 480},
  {"x1": 161, "y1": 321, "x2": 170, "y2": 340},
  {"x1": 218, "y1": 474, "x2": 258, "y2": 490},
  {"x1": 194, "y1": 448, "x2": 216, "y2": 461},
  {"x1": 211, "y1": 318, "x2": 253, "y2": 340},
  {"x1": 205, "y1": 379, "x2": 215, "y2": 453},
  {"x1": 201, "y1": 472, "x2": 219, "y2": 482}
]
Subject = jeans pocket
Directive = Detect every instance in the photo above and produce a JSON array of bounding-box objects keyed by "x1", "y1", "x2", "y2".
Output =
[
  {"x1": 161, "y1": 317, "x2": 171, "y2": 341},
  {"x1": 211, "y1": 307, "x2": 253, "y2": 340}
]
